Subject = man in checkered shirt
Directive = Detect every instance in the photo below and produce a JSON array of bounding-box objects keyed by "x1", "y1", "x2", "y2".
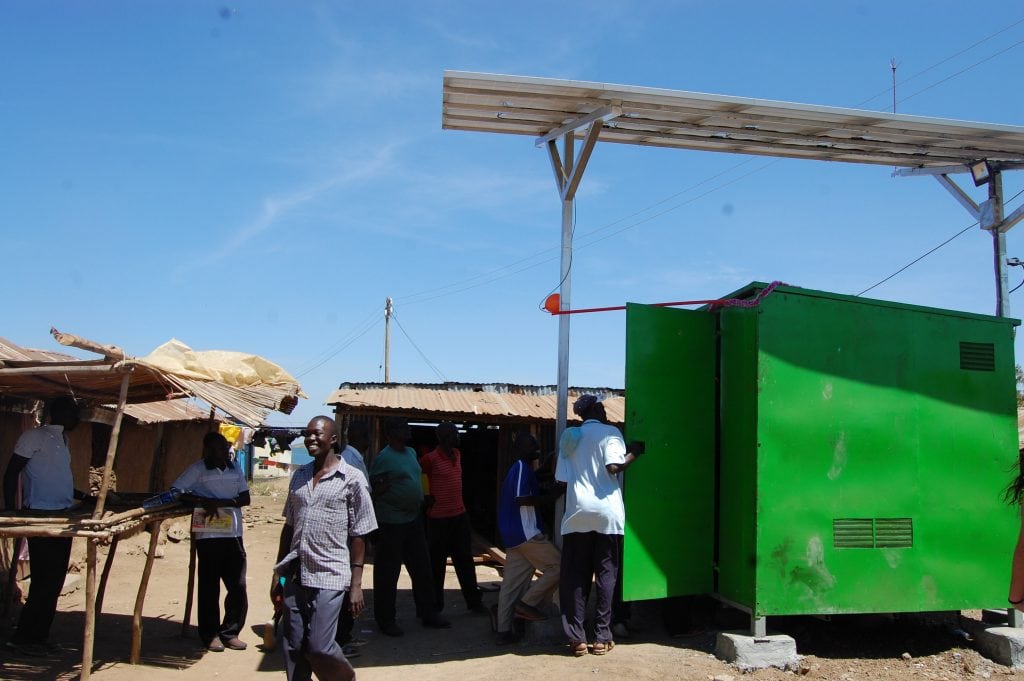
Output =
[{"x1": 272, "y1": 416, "x2": 377, "y2": 681}]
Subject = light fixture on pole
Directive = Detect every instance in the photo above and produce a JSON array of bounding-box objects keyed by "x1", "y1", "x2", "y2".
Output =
[{"x1": 970, "y1": 159, "x2": 992, "y2": 186}]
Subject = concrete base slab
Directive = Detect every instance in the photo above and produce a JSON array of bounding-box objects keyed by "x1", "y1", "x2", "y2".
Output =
[
  {"x1": 974, "y1": 626, "x2": 1024, "y2": 668},
  {"x1": 715, "y1": 630, "x2": 800, "y2": 671}
]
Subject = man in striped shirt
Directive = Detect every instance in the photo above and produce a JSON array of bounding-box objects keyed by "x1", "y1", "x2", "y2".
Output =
[{"x1": 272, "y1": 416, "x2": 376, "y2": 681}]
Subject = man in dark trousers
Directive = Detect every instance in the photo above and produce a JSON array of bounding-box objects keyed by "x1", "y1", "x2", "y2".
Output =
[
  {"x1": 3, "y1": 396, "x2": 86, "y2": 654},
  {"x1": 369, "y1": 417, "x2": 450, "y2": 636},
  {"x1": 272, "y1": 415, "x2": 376, "y2": 681},
  {"x1": 556, "y1": 395, "x2": 642, "y2": 657},
  {"x1": 421, "y1": 422, "x2": 486, "y2": 615},
  {"x1": 172, "y1": 431, "x2": 250, "y2": 652}
]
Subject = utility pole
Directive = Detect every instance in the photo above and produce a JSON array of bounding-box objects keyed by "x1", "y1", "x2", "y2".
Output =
[{"x1": 384, "y1": 297, "x2": 393, "y2": 383}]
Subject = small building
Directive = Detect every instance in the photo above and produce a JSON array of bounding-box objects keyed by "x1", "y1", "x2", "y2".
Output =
[{"x1": 326, "y1": 381, "x2": 624, "y2": 543}]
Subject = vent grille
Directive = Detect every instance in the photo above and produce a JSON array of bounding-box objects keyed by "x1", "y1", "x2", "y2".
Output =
[
  {"x1": 834, "y1": 517, "x2": 914, "y2": 549},
  {"x1": 833, "y1": 519, "x2": 874, "y2": 548},
  {"x1": 960, "y1": 341, "x2": 995, "y2": 371}
]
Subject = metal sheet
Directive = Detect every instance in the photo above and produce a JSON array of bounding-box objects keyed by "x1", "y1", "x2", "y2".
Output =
[
  {"x1": 443, "y1": 71, "x2": 1024, "y2": 168},
  {"x1": 623, "y1": 303, "x2": 715, "y2": 600}
]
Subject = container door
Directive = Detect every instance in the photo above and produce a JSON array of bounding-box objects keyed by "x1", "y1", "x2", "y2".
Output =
[{"x1": 623, "y1": 303, "x2": 716, "y2": 600}]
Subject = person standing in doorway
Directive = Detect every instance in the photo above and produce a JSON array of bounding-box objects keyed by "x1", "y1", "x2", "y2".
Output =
[
  {"x1": 556, "y1": 395, "x2": 642, "y2": 657},
  {"x1": 420, "y1": 422, "x2": 486, "y2": 615},
  {"x1": 369, "y1": 417, "x2": 450, "y2": 636},
  {"x1": 172, "y1": 431, "x2": 250, "y2": 652}
]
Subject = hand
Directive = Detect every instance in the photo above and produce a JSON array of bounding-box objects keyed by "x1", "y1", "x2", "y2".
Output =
[
  {"x1": 202, "y1": 502, "x2": 221, "y2": 518},
  {"x1": 270, "y1": 580, "x2": 284, "y2": 615},
  {"x1": 349, "y1": 585, "x2": 364, "y2": 618},
  {"x1": 627, "y1": 440, "x2": 646, "y2": 457}
]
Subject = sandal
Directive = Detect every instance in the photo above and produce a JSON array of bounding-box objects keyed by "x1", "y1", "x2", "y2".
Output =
[
  {"x1": 571, "y1": 641, "x2": 588, "y2": 657},
  {"x1": 592, "y1": 640, "x2": 615, "y2": 656}
]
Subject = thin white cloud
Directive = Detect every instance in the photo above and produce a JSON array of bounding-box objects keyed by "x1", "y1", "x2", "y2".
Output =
[{"x1": 174, "y1": 143, "x2": 399, "y2": 277}]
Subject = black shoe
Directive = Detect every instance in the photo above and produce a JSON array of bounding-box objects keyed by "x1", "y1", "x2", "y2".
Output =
[
  {"x1": 379, "y1": 621, "x2": 404, "y2": 637},
  {"x1": 342, "y1": 643, "x2": 362, "y2": 658},
  {"x1": 422, "y1": 615, "x2": 451, "y2": 629}
]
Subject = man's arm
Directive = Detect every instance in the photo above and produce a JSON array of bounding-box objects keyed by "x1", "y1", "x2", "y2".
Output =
[
  {"x1": 605, "y1": 441, "x2": 645, "y2": 476},
  {"x1": 349, "y1": 535, "x2": 367, "y2": 617},
  {"x1": 3, "y1": 454, "x2": 28, "y2": 511}
]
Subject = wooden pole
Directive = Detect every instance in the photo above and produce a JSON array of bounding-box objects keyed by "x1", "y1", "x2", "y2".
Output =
[
  {"x1": 2, "y1": 537, "x2": 24, "y2": 618},
  {"x1": 95, "y1": 538, "x2": 118, "y2": 617},
  {"x1": 82, "y1": 540, "x2": 98, "y2": 681},
  {"x1": 93, "y1": 371, "x2": 131, "y2": 518},
  {"x1": 131, "y1": 520, "x2": 163, "y2": 664},
  {"x1": 181, "y1": 537, "x2": 197, "y2": 637}
]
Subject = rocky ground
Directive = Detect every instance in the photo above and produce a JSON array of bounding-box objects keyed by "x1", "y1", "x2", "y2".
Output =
[{"x1": 1, "y1": 477, "x2": 1021, "y2": 681}]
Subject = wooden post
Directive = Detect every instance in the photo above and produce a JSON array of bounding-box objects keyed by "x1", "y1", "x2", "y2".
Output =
[
  {"x1": 2, "y1": 537, "x2": 24, "y2": 618},
  {"x1": 82, "y1": 540, "x2": 98, "y2": 681},
  {"x1": 95, "y1": 538, "x2": 118, "y2": 617},
  {"x1": 181, "y1": 537, "x2": 197, "y2": 637},
  {"x1": 93, "y1": 370, "x2": 131, "y2": 518},
  {"x1": 130, "y1": 520, "x2": 163, "y2": 664}
]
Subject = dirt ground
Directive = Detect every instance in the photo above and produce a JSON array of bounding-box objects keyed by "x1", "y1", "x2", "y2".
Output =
[{"x1": 3, "y1": 478, "x2": 1023, "y2": 681}]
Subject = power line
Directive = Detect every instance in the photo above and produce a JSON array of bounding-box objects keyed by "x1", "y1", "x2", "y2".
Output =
[
  {"x1": 854, "y1": 16, "x2": 1024, "y2": 109},
  {"x1": 390, "y1": 310, "x2": 447, "y2": 381},
  {"x1": 856, "y1": 188, "x2": 1024, "y2": 297},
  {"x1": 898, "y1": 37, "x2": 1024, "y2": 104}
]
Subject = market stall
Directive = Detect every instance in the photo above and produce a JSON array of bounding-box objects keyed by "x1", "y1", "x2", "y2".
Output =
[{"x1": 0, "y1": 328, "x2": 303, "y2": 680}]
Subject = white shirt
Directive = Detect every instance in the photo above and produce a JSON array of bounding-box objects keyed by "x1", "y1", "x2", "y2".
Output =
[
  {"x1": 14, "y1": 424, "x2": 75, "y2": 510},
  {"x1": 555, "y1": 419, "x2": 627, "y2": 535},
  {"x1": 340, "y1": 444, "x2": 370, "y2": 483},
  {"x1": 171, "y1": 459, "x2": 248, "y2": 539}
]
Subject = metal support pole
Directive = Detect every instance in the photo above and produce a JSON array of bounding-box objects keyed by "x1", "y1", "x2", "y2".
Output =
[
  {"x1": 556, "y1": 197, "x2": 573, "y2": 438},
  {"x1": 989, "y1": 172, "x2": 1009, "y2": 318}
]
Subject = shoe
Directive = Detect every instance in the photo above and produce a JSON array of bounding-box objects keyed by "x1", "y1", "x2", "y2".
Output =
[
  {"x1": 222, "y1": 637, "x2": 247, "y2": 650},
  {"x1": 570, "y1": 641, "x2": 588, "y2": 657},
  {"x1": 514, "y1": 602, "x2": 547, "y2": 622},
  {"x1": 206, "y1": 639, "x2": 225, "y2": 652},
  {"x1": 592, "y1": 640, "x2": 615, "y2": 656},
  {"x1": 422, "y1": 615, "x2": 451, "y2": 629},
  {"x1": 346, "y1": 635, "x2": 369, "y2": 647},
  {"x1": 496, "y1": 630, "x2": 521, "y2": 646},
  {"x1": 379, "y1": 621, "x2": 404, "y2": 637},
  {"x1": 612, "y1": 622, "x2": 631, "y2": 639},
  {"x1": 342, "y1": 644, "x2": 361, "y2": 659},
  {"x1": 468, "y1": 602, "x2": 490, "y2": 615}
]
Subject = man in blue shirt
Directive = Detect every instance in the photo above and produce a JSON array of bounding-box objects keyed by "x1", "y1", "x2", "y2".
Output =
[{"x1": 494, "y1": 432, "x2": 562, "y2": 645}]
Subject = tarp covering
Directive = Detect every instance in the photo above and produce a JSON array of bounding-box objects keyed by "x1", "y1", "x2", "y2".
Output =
[{"x1": 139, "y1": 339, "x2": 302, "y2": 391}]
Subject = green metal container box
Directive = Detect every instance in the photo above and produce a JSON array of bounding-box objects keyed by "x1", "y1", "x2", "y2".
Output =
[{"x1": 624, "y1": 283, "x2": 1020, "y2": 619}]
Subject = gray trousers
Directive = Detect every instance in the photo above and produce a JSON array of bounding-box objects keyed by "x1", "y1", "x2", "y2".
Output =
[{"x1": 282, "y1": 581, "x2": 355, "y2": 681}]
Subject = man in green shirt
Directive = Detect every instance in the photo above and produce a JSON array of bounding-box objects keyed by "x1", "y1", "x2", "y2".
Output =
[{"x1": 369, "y1": 418, "x2": 450, "y2": 636}]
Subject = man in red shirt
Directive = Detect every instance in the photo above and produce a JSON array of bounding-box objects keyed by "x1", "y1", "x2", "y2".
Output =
[{"x1": 420, "y1": 422, "x2": 487, "y2": 615}]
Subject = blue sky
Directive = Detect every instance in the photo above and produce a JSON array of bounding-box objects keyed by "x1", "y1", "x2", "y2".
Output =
[{"x1": 3, "y1": 1, "x2": 1024, "y2": 427}]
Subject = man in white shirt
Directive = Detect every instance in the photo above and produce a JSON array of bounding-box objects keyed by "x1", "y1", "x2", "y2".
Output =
[
  {"x1": 555, "y1": 395, "x2": 642, "y2": 657},
  {"x1": 172, "y1": 432, "x2": 250, "y2": 652},
  {"x1": 3, "y1": 396, "x2": 84, "y2": 651}
]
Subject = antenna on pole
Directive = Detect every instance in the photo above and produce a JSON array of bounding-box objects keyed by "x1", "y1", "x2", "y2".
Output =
[
  {"x1": 384, "y1": 297, "x2": 393, "y2": 383},
  {"x1": 890, "y1": 57, "x2": 898, "y2": 113}
]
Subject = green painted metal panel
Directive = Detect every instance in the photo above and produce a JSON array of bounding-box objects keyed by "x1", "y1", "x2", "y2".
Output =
[
  {"x1": 716, "y1": 306, "x2": 759, "y2": 606},
  {"x1": 747, "y1": 290, "x2": 1019, "y2": 616},
  {"x1": 623, "y1": 303, "x2": 715, "y2": 600}
]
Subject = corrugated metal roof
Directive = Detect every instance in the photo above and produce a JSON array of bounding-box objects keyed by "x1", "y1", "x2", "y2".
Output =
[
  {"x1": 0, "y1": 337, "x2": 76, "y2": 363},
  {"x1": 443, "y1": 71, "x2": 1024, "y2": 168},
  {"x1": 326, "y1": 382, "x2": 624, "y2": 424}
]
